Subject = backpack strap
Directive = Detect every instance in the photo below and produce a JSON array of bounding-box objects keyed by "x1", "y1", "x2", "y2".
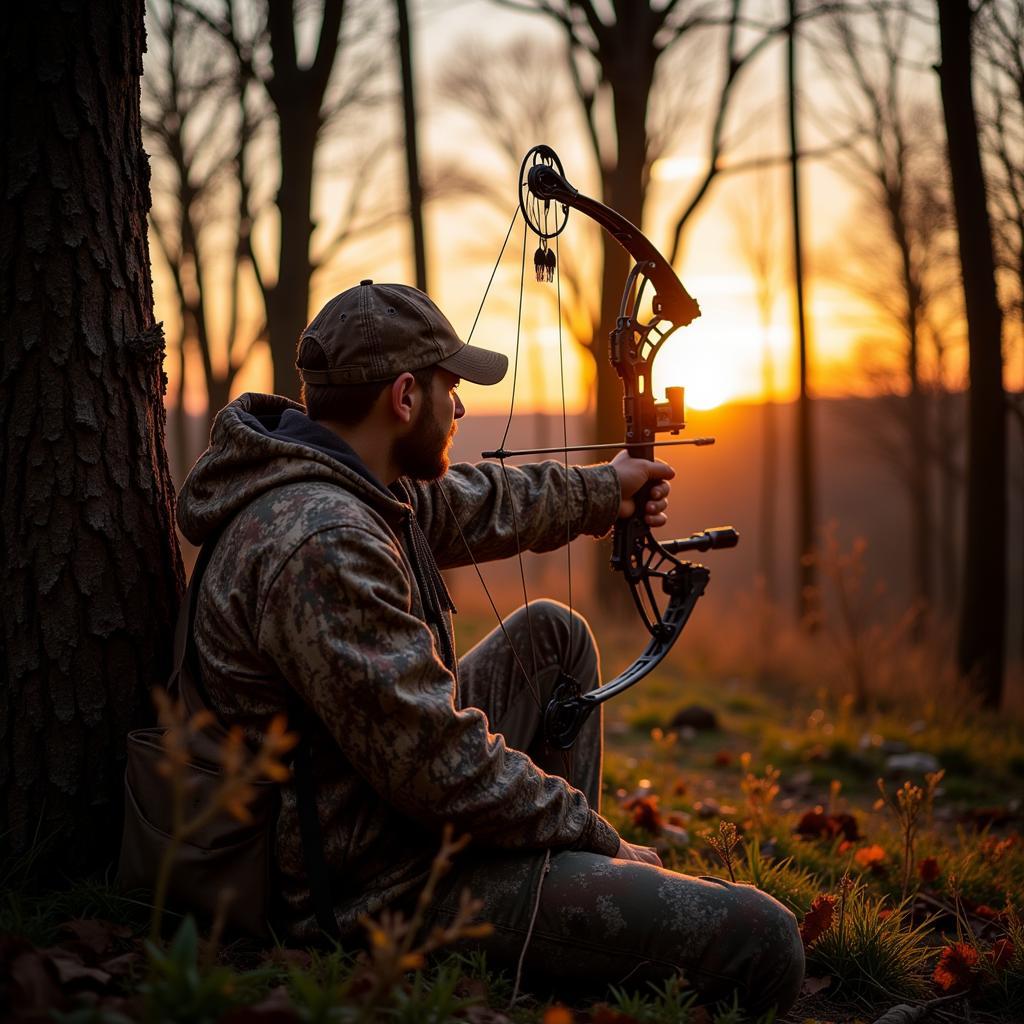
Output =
[{"x1": 184, "y1": 536, "x2": 341, "y2": 942}]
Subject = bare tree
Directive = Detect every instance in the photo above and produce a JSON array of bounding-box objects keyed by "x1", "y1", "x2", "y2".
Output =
[
  {"x1": 728, "y1": 168, "x2": 784, "y2": 672},
  {"x1": 730, "y1": 171, "x2": 783, "y2": 606},
  {"x1": 936, "y1": 0, "x2": 1007, "y2": 707},
  {"x1": 495, "y1": 1, "x2": 797, "y2": 453},
  {"x1": 163, "y1": 0, "x2": 397, "y2": 405},
  {"x1": 144, "y1": 0, "x2": 265, "y2": 454},
  {"x1": 809, "y1": 3, "x2": 954, "y2": 625},
  {"x1": 1, "y1": 0, "x2": 183, "y2": 872},
  {"x1": 786, "y1": 0, "x2": 817, "y2": 625},
  {"x1": 976, "y1": 0, "x2": 1024, "y2": 662}
]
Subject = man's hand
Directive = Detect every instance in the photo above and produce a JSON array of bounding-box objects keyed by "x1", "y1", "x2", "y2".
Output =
[
  {"x1": 614, "y1": 839, "x2": 663, "y2": 867},
  {"x1": 610, "y1": 450, "x2": 675, "y2": 525}
]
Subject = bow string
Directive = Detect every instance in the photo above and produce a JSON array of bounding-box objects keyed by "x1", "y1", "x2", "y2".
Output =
[{"x1": 438, "y1": 144, "x2": 739, "y2": 761}]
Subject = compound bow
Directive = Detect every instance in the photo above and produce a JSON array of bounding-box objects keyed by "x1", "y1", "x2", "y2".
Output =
[{"x1": 457, "y1": 144, "x2": 738, "y2": 751}]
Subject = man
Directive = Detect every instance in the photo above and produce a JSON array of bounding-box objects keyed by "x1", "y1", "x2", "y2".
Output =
[{"x1": 177, "y1": 281, "x2": 804, "y2": 1012}]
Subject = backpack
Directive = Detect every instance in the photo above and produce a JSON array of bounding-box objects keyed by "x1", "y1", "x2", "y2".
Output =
[{"x1": 117, "y1": 537, "x2": 340, "y2": 940}]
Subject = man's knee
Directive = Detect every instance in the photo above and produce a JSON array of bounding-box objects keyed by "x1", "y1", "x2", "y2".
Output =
[
  {"x1": 722, "y1": 883, "x2": 805, "y2": 1014},
  {"x1": 528, "y1": 599, "x2": 598, "y2": 686}
]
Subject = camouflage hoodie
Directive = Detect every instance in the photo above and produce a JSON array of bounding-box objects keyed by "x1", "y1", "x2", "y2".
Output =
[{"x1": 176, "y1": 393, "x2": 624, "y2": 938}]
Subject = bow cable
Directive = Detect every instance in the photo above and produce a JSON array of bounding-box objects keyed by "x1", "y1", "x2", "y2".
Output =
[{"x1": 436, "y1": 192, "x2": 580, "y2": 780}]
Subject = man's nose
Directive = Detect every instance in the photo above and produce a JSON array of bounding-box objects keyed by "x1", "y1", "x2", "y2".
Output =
[{"x1": 454, "y1": 394, "x2": 465, "y2": 419}]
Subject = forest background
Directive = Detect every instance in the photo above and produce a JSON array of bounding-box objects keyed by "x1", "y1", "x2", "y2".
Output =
[
  {"x1": 143, "y1": 0, "x2": 1022, "y2": 698},
  {"x1": 3, "y1": 2, "x2": 1024, "y2": 1020},
  {"x1": 2, "y1": 2, "x2": 1024, "y2": 1015}
]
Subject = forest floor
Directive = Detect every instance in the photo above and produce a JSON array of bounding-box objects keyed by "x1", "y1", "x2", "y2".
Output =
[{"x1": 3, "y1": 600, "x2": 1023, "y2": 1023}]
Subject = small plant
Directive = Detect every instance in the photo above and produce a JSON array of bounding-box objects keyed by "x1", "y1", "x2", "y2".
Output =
[
  {"x1": 742, "y1": 842, "x2": 820, "y2": 917},
  {"x1": 874, "y1": 778, "x2": 925, "y2": 899},
  {"x1": 805, "y1": 880, "x2": 933, "y2": 1002},
  {"x1": 357, "y1": 823, "x2": 492, "y2": 1018},
  {"x1": 922, "y1": 769, "x2": 945, "y2": 827},
  {"x1": 141, "y1": 915, "x2": 272, "y2": 1023},
  {"x1": 705, "y1": 821, "x2": 742, "y2": 882},
  {"x1": 739, "y1": 753, "x2": 780, "y2": 833},
  {"x1": 607, "y1": 974, "x2": 699, "y2": 1023}
]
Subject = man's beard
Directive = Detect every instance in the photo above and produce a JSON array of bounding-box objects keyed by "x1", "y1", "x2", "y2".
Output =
[{"x1": 392, "y1": 390, "x2": 456, "y2": 480}]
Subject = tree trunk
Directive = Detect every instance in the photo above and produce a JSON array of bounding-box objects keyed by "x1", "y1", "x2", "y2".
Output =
[
  {"x1": 0, "y1": 0, "x2": 184, "y2": 873},
  {"x1": 787, "y1": 0, "x2": 818, "y2": 625},
  {"x1": 590, "y1": 48, "x2": 655, "y2": 613},
  {"x1": 396, "y1": 0, "x2": 427, "y2": 293},
  {"x1": 893, "y1": 214, "x2": 933, "y2": 624},
  {"x1": 936, "y1": 0, "x2": 1006, "y2": 706},
  {"x1": 264, "y1": 0, "x2": 345, "y2": 401},
  {"x1": 266, "y1": 111, "x2": 317, "y2": 400}
]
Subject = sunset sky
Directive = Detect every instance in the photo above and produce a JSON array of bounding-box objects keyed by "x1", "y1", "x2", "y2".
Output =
[{"x1": 151, "y1": 0, "x2": 989, "y2": 419}]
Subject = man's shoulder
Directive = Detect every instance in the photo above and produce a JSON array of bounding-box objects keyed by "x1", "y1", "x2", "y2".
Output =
[{"x1": 234, "y1": 479, "x2": 398, "y2": 551}]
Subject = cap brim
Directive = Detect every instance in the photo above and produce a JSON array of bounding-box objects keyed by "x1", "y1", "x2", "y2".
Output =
[{"x1": 437, "y1": 343, "x2": 508, "y2": 385}]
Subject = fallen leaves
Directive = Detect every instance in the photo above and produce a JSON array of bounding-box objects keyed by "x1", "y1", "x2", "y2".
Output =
[
  {"x1": 623, "y1": 794, "x2": 662, "y2": 834},
  {"x1": 795, "y1": 807, "x2": 861, "y2": 842},
  {"x1": 1, "y1": 925, "x2": 145, "y2": 1022},
  {"x1": 932, "y1": 941, "x2": 980, "y2": 993},
  {"x1": 800, "y1": 894, "x2": 838, "y2": 947}
]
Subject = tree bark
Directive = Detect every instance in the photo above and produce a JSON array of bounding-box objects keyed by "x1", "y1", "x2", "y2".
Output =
[
  {"x1": 0, "y1": 0, "x2": 184, "y2": 872},
  {"x1": 936, "y1": 0, "x2": 1006, "y2": 706}
]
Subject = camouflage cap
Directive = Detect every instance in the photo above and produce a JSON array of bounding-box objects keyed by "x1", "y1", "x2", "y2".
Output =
[{"x1": 296, "y1": 281, "x2": 508, "y2": 387}]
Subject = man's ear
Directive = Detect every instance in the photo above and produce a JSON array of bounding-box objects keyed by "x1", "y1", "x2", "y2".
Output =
[{"x1": 389, "y1": 372, "x2": 417, "y2": 424}]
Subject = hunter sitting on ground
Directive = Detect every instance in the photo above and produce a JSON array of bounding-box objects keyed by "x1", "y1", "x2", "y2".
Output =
[{"x1": 176, "y1": 280, "x2": 805, "y2": 1013}]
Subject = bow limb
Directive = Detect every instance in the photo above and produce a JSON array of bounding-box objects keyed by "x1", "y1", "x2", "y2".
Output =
[{"x1": 543, "y1": 564, "x2": 710, "y2": 749}]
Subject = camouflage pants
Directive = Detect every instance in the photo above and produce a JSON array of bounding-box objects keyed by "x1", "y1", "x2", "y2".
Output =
[{"x1": 429, "y1": 600, "x2": 805, "y2": 1014}]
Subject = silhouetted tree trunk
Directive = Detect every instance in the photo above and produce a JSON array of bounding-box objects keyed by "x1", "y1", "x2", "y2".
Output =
[
  {"x1": 396, "y1": 0, "x2": 427, "y2": 293},
  {"x1": 936, "y1": 0, "x2": 1006, "y2": 706},
  {"x1": 264, "y1": 0, "x2": 345, "y2": 399},
  {"x1": 788, "y1": 0, "x2": 817, "y2": 625},
  {"x1": 976, "y1": 0, "x2": 1024, "y2": 664},
  {"x1": 0, "y1": 0, "x2": 184, "y2": 872}
]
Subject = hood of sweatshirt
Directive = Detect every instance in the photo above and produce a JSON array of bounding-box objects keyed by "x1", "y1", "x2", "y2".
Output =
[{"x1": 177, "y1": 393, "x2": 409, "y2": 545}]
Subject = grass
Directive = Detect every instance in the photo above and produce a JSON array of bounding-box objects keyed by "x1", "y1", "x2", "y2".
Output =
[{"x1": 3, "y1": 562, "x2": 1024, "y2": 1023}]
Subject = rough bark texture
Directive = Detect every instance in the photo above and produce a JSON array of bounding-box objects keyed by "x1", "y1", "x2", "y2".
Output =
[
  {"x1": 936, "y1": 0, "x2": 1006, "y2": 707},
  {"x1": 0, "y1": 1, "x2": 184, "y2": 870}
]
